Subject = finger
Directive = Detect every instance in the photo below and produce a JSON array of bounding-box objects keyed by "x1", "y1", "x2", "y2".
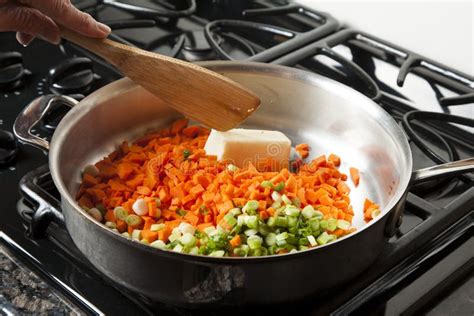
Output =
[
  {"x1": 16, "y1": 32, "x2": 34, "y2": 46},
  {"x1": 17, "y1": 0, "x2": 111, "y2": 38},
  {"x1": 0, "y1": 3, "x2": 60, "y2": 44}
]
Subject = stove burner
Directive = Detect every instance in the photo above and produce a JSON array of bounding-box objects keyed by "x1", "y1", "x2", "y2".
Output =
[
  {"x1": 0, "y1": 130, "x2": 18, "y2": 167},
  {"x1": 48, "y1": 57, "x2": 100, "y2": 95},
  {"x1": 94, "y1": 0, "x2": 196, "y2": 18},
  {"x1": 0, "y1": 51, "x2": 31, "y2": 91}
]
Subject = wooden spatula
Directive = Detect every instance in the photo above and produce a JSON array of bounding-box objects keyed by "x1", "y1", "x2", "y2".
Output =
[{"x1": 59, "y1": 28, "x2": 260, "y2": 131}]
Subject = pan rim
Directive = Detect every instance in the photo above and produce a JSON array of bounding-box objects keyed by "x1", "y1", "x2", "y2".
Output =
[{"x1": 49, "y1": 61, "x2": 413, "y2": 262}]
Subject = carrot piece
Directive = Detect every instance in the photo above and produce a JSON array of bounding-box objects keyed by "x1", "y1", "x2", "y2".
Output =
[
  {"x1": 259, "y1": 210, "x2": 269, "y2": 220},
  {"x1": 319, "y1": 194, "x2": 334, "y2": 206},
  {"x1": 82, "y1": 174, "x2": 99, "y2": 187},
  {"x1": 350, "y1": 167, "x2": 360, "y2": 186},
  {"x1": 158, "y1": 226, "x2": 172, "y2": 241},
  {"x1": 182, "y1": 126, "x2": 199, "y2": 138},
  {"x1": 312, "y1": 155, "x2": 326, "y2": 167},
  {"x1": 184, "y1": 211, "x2": 199, "y2": 226},
  {"x1": 229, "y1": 235, "x2": 241, "y2": 248},
  {"x1": 328, "y1": 154, "x2": 341, "y2": 166},
  {"x1": 143, "y1": 217, "x2": 155, "y2": 230},
  {"x1": 78, "y1": 195, "x2": 94, "y2": 209},
  {"x1": 142, "y1": 230, "x2": 158, "y2": 243},
  {"x1": 170, "y1": 118, "x2": 189, "y2": 135},
  {"x1": 137, "y1": 186, "x2": 151, "y2": 196},
  {"x1": 337, "y1": 181, "x2": 351, "y2": 194},
  {"x1": 116, "y1": 220, "x2": 127, "y2": 233},
  {"x1": 364, "y1": 198, "x2": 375, "y2": 211},
  {"x1": 117, "y1": 163, "x2": 134, "y2": 180},
  {"x1": 197, "y1": 222, "x2": 213, "y2": 231},
  {"x1": 189, "y1": 184, "x2": 205, "y2": 197},
  {"x1": 104, "y1": 209, "x2": 116, "y2": 222}
]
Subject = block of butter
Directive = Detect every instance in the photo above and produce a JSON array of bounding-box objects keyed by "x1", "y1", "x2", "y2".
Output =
[{"x1": 204, "y1": 128, "x2": 291, "y2": 171}]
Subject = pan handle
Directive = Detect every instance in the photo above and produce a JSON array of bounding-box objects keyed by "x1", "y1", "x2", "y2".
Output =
[
  {"x1": 13, "y1": 95, "x2": 78, "y2": 151},
  {"x1": 411, "y1": 158, "x2": 474, "y2": 184}
]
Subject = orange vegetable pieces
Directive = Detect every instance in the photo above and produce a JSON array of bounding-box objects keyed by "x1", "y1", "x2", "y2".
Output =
[
  {"x1": 328, "y1": 154, "x2": 341, "y2": 167},
  {"x1": 170, "y1": 118, "x2": 189, "y2": 135},
  {"x1": 350, "y1": 167, "x2": 360, "y2": 186},
  {"x1": 295, "y1": 143, "x2": 310, "y2": 159}
]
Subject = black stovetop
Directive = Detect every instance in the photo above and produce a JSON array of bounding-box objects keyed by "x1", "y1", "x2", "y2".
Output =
[{"x1": 0, "y1": 1, "x2": 473, "y2": 315}]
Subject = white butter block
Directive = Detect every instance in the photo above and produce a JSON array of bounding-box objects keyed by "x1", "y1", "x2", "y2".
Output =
[{"x1": 204, "y1": 129, "x2": 291, "y2": 171}]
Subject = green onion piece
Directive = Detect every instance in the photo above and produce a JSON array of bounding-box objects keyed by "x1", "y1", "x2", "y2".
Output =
[
  {"x1": 281, "y1": 194, "x2": 292, "y2": 205},
  {"x1": 245, "y1": 215, "x2": 259, "y2": 229},
  {"x1": 261, "y1": 181, "x2": 274, "y2": 189},
  {"x1": 271, "y1": 201, "x2": 282, "y2": 209},
  {"x1": 121, "y1": 232, "x2": 130, "y2": 238},
  {"x1": 150, "y1": 240, "x2": 166, "y2": 249},
  {"x1": 223, "y1": 213, "x2": 237, "y2": 227},
  {"x1": 292, "y1": 197, "x2": 301, "y2": 208},
  {"x1": 288, "y1": 226, "x2": 298, "y2": 234},
  {"x1": 314, "y1": 210, "x2": 324, "y2": 219},
  {"x1": 299, "y1": 237, "x2": 310, "y2": 246},
  {"x1": 199, "y1": 205, "x2": 209, "y2": 215},
  {"x1": 285, "y1": 205, "x2": 300, "y2": 217},
  {"x1": 95, "y1": 203, "x2": 106, "y2": 215},
  {"x1": 337, "y1": 219, "x2": 351, "y2": 230},
  {"x1": 276, "y1": 232, "x2": 288, "y2": 241},
  {"x1": 83, "y1": 164, "x2": 99, "y2": 177},
  {"x1": 286, "y1": 234, "x2": 298, "y2": 245},
  {"x1": 327, "y1": 234, "x2": 337, "y2": 243},
  {"x1": 176, "y1": 209, "x2": 186, "y2": 217},
  {"x1": 309, "y1": 218, "x2": 320, "y2": 232},
  {"x1": 140, "y1": 239, "x2": 149, "y2": 245},
  {"x1": 233, "y1": 247, "x2": 247, "y2": 257},
  {"x1": 173, "y1": 244, "x2": 184, "y2": 253},
  {"x1": 203, "y1": 226, "x2": 216, "y2": 235},
  {"x1": 276, "y1": 239, "x2": 287, "y2": 246},
  {"x1": 371, "y1": 209, "x2": 382, "y2": 219},
  {"x1": 230, "y1": 208, "x2": 241, "y2": 216},
  {"x1": 131, "y1": 229, "x2": 142, "y2": 240},
  {"x1": 180, "y1": 233, "x2": 197, "y2": 247},
  {"x1": 114, "y1": 206, "x2": 128, "y2": 221},
  {"x1": 87, "y1": 208, "x2": 103, "y2": 222},
  {"x1": 105, "y1": 221, "x2": 116, "y2": 229},
  {"x1": 258, "y1": 223, "x2": 270, "y2": 236},
  {"x1": 150, "y1": 223, "x2": 165, "y2": 232},
  {"x1": 250, "y1": 247, "x2": 268, "y2": 257},
  {"x1": 327, "y1": 218, "x2": 337, "y2": 231},
  {"x1": 298, "y1": 227, "x2": 312, "y2": 237},
  {"x1": 267, "y1": 217, "x2": 276, "y2": 227},
  {"x1": 227, "y1": 164, "x2": 238, "y2": 172},
  {"x1": 154, "y1": 198, "x2": 161, "y2": 207},
  {"x1": 271, "y1": 191, "x2": 282, "y2": 202},
  {"x1": 247, "y1": 235, "x2": 263, "y2": 249},
  {"x1": 289, "y1": 249, "x2": 298, "y2": 254},
  {"x1": 317, "y1": 232, "x2": 331, "y2": 245},
  {"x1": 287, "y1": 216, "x2": 298, "y2": 228},
  {"x1": 274, "y1": 182, "x2": 285, "y2": 192},
  {"x1": 302, "y1": 205, "x2": 315, "y2": 219},
  {"x1": 188, "y1": 246, "x2": 199, "y2": 255},
  {"x1": 244, "y1": 228, "x2": 258, "y2": 236},
  {"x1": 265, "y1": 233, "x2": 277, "y2": 246},
  {"x1": 208, "y1": 250, "x2": 225, "y2": 257},
  {"x1": 320, "y1": 219, "x2": 329, "y2": 230},
  {"x1": 274, "y1": 216, "x2": 288, "y2": 228},
  {"x1": 299, "y1": 245, "x2": 309, "y2": 251},
  {"x1": 307, "y1": 235, "x2": 317, "y2": 246},
  {"x1": 237, "y1": 215, "x2": 246, "y2": 227},
  {"x1": 242, "y1": 200, "x2": 259, "y2": 214},
  {"x1": 183, "y1": 149, "x2": 191, "y2": 158},
  {"x1": 168, "y1": 233, "x2": 181, "y2": 242},
  {"x1": 125, "y1": 214, "x2": 142, "y2": 227}
]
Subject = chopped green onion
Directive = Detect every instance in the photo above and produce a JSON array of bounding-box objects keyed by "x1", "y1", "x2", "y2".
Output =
[
  {"x1": 121, "y1": 232, "x2": 130, "y2": 238},
  {"x1": 95, "y1": 203, "x2": 106, "y2": 215},
  {"x1": 307, "y1": 235, "x2": 317, "y2": 246},
  {"x1": 265, "y1": 233, "x2": 277, "y2": 246},
  {"x1": 140, "y1": 239, "x2": 149, "y2": 245},
  {"x1": 150, "y1": 223, "x2": 165, "y2": 232},
  {"x1": 276, "y1": 232, "x2": 288, "y2": 241},
  {"x1": 271, "y1": 201, "x2": 282, "y2": 209},
  {"x1": 271, "y1": 191, "x2": 282, "y2": 202},
  {"x1": 244, "y1": 228, "x2": 258, "y2": 236},
  {"x1": 125, "y1": 214, "x2": 142, "y2": 227},
  {"x1": 223, "y1": 213, "x2": 237, "y2": 228},
  {"x1": 176, "y1": 209, "x2": 186, "y2": 217},
  {"x1": 233, "y1": 247, "x2": 248, "y2": 257},
  {"x1": 309, "y1": 218, "x2": 320, "y2": 232},
  {"x1": 371, "y1": 209, "x2": 382, "y2": 219},
  {"x1": 180, "y1": 233, "x2": 197, "y2": 247},
  {"x1": 274, "y1": 182, "x2": 285, "y2": 192},
  {"x1": 227, "y1": 164, "x2": 238, "y2": 172},
  {"x1": 237, "y1": 215, "x2": 246, "y2": 227},
  {"x1": 242, "y1": 200, "x2": 259, "y2": 214},
  {"x1": 188, "y1": 246, "x2": 199, "y2": 255},
  {"x1": 230, "y1": 208, "x2": 241, "y2": 216},
  {"x1": 247, "y1": 235, "x2": 263, "y2": 249},
  {"x1": 131, "y1": 229, "x2": 142, "y2": 240},
  {"x1": 299, "y1": 245, "x2": 309, "y2": 251},
  {"x1": 287, "y1": 216, "x2": 298, "y2": 227},
  {"x1": 258, "y1": 223, "x2": 271, "y2": 236},
  {"x1": 83, "y1": 164, "x2": 99, "y2": 177},
  {"x1": 250, "y1": 247, "x2": 268, "y2": 257},
  {"x1": 154, "y1": 198, "x2": 161, "y2": 207},
  {"x1": 173, "y1": 244, "x2": 184, "y2": 253},
  {"x1": 336, "y1": 219, "x2": 351, "y2": 230},
  {"x1": 286, "y1": 234, "x2": 298, "y2": 245},
  {"x1": 105, "y1": 221, "x2": 116, "y2": 229},
  {"x1": 317, "y1": 232, "x2": 331, "y2": 245},
  {"x1": 168, "y1": 233, "x2": 181, "y2": 242},
  {"x1": 327, "y1": 218, "x2": 337, "y2": 231},
  {"x1": 274, "y1": 216, "x2": 288, "y2": 227},
  {"x1": 302, "y1": 205, "x2": 315, "y2": 219},
  {"x1": 299, "y1": 237, "x2": 310, "y2": 246},
  {"x1": 245, "y1": 215, "x2": 259, "y2": 229},
  {"x1": 320, "y1": 219, "x2": 328, "y2": 230},
  {"x1": 289, "y1": 249, "x2": 298, "y2": 254},
  {"x1": 87, "y1": 208, "x2": 102, "y2": 221},
  {"x1": 281, "y1": 194, "x2": 292, "y2": 205},
  {"x1": 261, "y1": 181, "x2": 274, "y2": 189},
  {"x1": 114, "y1": 206, "x2": 128, "y2": 221},
  {"x1": 183, "y1": 149, "x2": 191, "y2": 158},
  {"x1": 208, "y1": 250, "x2": 225, "y2": 257},
  {"x1": 285, "y1": 205, "x2": 300, "y2": 217},
  {"x1": 178, "y1": 222, "x2": 196, "y2": 235},
  {"x1": 314, "y1": 210, "x2": 324, "y2": 219},
  {"x1": 150, "y1": 240, "x2": 166, "y2": 249},
  {"x1": 203, "y1": 226, "x2": 216, "y2": 235},
  {"x1": 267, "y1": 217, "x2": 276, "y2": 227},
  {"x1": 292, "y1": 197, "x2": 301, "y2": 208}
]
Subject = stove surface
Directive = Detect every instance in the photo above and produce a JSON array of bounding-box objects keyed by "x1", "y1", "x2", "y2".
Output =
[{"x1": 0, "y1": 0, "x2": 473, "y2": 315}]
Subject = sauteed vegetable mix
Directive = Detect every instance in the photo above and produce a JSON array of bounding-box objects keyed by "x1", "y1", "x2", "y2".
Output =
[{"x1": 76, "y1": 119, "x2": 380, "y2": 257}]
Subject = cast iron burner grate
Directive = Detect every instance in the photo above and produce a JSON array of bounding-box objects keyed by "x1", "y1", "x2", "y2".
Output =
[{"x1": 69, "y1": 0, "x2": 339, "y2": 63}]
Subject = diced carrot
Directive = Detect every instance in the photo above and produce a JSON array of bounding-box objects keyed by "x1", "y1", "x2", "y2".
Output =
[
  {"x1": 142, "y1": 230, "x2": 158, "y2": 243},
  {"x1": 350, "y1": 167, "x2": 360, "y2": 186},
  {"x1": 259, "y1": 210, "x2": 269, "y2": 220},
  {"x1": 328, "y1": 154, "x2": 341, "y2": 166},
  {"x1": 184, "y1": 211, "x2": 199, "y2": 226},
  {"x1": 170, "y1": 118, "x2": 189, "y2": 135},
  {"x1": 229, "y1": 235, "x2": 241, "y2": 248}
]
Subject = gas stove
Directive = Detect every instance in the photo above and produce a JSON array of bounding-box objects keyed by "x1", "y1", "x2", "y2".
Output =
[{"x1": 0, "y1": 1, "x2": 473, "y2": 315}]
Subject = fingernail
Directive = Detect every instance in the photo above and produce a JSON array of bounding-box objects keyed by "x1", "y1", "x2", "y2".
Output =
[
  {"x1": 97, "y1": 22, "x2": 111, "y2": 36},
  {"x1": 16, "y1": 33, "x2": 34, "y2": 47}
]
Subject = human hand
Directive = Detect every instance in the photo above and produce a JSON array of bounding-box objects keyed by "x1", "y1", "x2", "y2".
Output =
[{"x1": 0, "y1": 0, "x2": 111, "y2": 46}]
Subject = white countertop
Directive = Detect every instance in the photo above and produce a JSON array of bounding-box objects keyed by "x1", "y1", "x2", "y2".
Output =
[{"x1": 297, "y1": 0, "x2": 473, "y2": 76}]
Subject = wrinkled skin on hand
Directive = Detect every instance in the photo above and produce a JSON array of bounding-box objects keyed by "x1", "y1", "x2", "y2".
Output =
[{"x1": 0, "y1": 0, "x2": 110, "y2": 46}]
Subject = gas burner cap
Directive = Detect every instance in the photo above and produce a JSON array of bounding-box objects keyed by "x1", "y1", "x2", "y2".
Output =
[
  {"x1": 0, "y1": 130, "x2": 18, "y2": 167},
  {"x1": 0, "y1": 52, "x2": 31, "y2": 91}
]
